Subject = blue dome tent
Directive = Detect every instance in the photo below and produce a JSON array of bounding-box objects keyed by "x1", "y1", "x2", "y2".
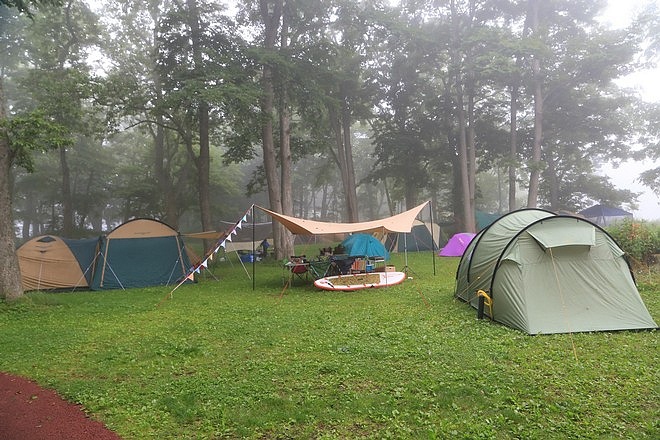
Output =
[{"x1": 340, "y1": 234, "x2": 389, "y2": 260}]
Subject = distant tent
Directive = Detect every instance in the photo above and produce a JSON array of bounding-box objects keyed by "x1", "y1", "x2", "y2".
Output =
[
  {"x1": 385, "y1": 220, "x2": 440, "y2": 253},
  {"x1": 341, "y1": 234, "x2": 389, "y2": 259},
  {"x1": 17, "y1": 235, "x2": 99, "y2": 291},
  {"x1": 184, "y1": 221, "x2": 273, "y2": 253},
  {"x1": 455, "y1": 209, "x2": 657, "y2": 334},
  {"x1": 91, "y1": 219, "x2": 192, "y2": 290},
  {"x1": 578, "y1": 204, "x2": 632, "y2": 227},
  {"x1": 476, "y1": 210, "x2": 501, "y2": 230},
  {"x1": 220, "y1": 220, "x2": 272, "y2": 252},
  {"x1": 439, "y1": 232, "x2": 475, "y2": 257}
]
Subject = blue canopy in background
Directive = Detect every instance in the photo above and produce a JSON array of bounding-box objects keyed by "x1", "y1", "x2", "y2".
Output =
[{"x1": 340, "y1": 234, "x2": 389, "y2": 260}]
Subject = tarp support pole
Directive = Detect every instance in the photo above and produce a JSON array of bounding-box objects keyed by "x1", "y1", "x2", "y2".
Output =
[
  {"x1": 252, "y1": 205, "x2": 256, "y2": 291},
  {"x1": 429, "y1": 201, "x2": 436, "y2": 276},
  {"x1": 403, "y1": 233, "x2": 408, "y2": 272}
]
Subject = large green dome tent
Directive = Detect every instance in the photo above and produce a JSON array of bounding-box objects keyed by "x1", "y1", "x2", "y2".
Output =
[{"x1": 455, "y1": 209, "x2": 656, "y2": 334}]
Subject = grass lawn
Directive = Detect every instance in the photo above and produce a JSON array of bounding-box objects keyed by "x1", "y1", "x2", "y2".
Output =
[{"x1": 1, "y1": 251, "x2": 658, "y2": 439}]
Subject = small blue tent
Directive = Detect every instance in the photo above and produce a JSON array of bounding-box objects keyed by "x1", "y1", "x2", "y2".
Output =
[{"x1": 341, "y1": 234, "x2": 389, "y2": 260}]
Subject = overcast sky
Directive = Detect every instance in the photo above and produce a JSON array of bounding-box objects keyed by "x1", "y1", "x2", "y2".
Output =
[{"x1": 597, "y1": 0, "x2": 660, "y2": 220}]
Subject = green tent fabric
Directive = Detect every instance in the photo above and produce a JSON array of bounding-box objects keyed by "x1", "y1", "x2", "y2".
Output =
[
  {"x1": 91, "y1": 218, "x2": 192, "y2": 290},
  {"x1": 455, "y1": 210, "x2": 657, "y2": 334}
]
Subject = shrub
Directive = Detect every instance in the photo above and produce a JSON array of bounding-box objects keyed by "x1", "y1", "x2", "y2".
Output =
[{"x1": 607, "y1": 219, "x2": 660, "y2": 266}]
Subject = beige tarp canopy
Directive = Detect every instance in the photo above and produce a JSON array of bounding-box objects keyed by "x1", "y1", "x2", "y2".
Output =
[{"x1": 255, "y1": 201, "x2": 429, "y2": 235}]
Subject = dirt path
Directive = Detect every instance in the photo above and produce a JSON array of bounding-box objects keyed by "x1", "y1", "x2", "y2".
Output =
[{"x1": 0, "y1": 372, "x2": 122, "y2": 440}]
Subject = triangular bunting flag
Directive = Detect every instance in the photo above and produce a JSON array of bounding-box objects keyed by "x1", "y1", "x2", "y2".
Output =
[{"x1": 186, "y1": 272, "x2": 195, "y2": 281}]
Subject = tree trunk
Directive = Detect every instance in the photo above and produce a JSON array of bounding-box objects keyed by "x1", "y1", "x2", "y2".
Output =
[
  {"x1": 187, "y1": 0, "x2": 212, "y2": 235},
  {"x1": 456, "y1": 100, "x2": 474, "y2": 233},
  {"x1": 546, "y1": 152, "x2": 559, "y2": 210},
  {"x1": 508, "y1": 83, "x2": 519, "y2": 212},
  {"x1": 259, "y1": 0, "x2": 286, "y2": 259},
  {"x1": 59, "y1": 145, "x2": 73, "y2": 236},
  {"x1": 451, "y1": 0, "x2": 475, "y2": 233},
  {"x1": 467, "y1": 84, "x2": 476, "y2": 221},
  {"x1": 341, "y1": 98, "x2": 359, "y2": 222},
  {"x1": 527, "y1": 0, "x2": 543, "y2": 208},
  {"x1": 329, "y1": 104, "x2": 359, "y2": 223},
  {"x1": 22, "y1": 194, "x2": 35, "y2": 239},
  {"x1": 149, "y1": 3, "x2": 178, "y2": 229},
  {"x1": 153, "y1": 121, "x2": 178, "y2": 228},
  {"x1": 0, "y1": 77, "x2": 23, "y2": 300},
  {"x1": 404, "y1": 184, "x2": 417, "y2": 211},
  {"x1": 277, "y1": 7, "x2": 294, "y2": 258},
  {"x1": 197, "y1": 102, "x2": 212, "y2": 233},
  {"x1": 278, "y1": 91, "x2": 294, "y2": 258}
]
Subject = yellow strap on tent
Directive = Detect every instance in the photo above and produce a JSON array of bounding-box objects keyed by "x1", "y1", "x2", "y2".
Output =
[{"x1": 477, "y1": 289, "x2": 493, "y2": 316}]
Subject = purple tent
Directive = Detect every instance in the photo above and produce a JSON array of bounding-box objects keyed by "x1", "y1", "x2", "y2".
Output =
[{"x1": 439, "y1": 232, "x2": 476, "y2": 257}]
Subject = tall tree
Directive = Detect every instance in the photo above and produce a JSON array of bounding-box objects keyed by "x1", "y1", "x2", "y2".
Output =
[
  {"x1": 158, "y1": 0, "x2": 258, "y2": 240},
  {"x1": 526, "y1": 0, "x2": 543, "y2": 208},
  {"x1": 0, "y1": 0, "x2": 69, "y2": 300},
  {"x1": 253, "y1": 0, "x2": 294, "y2": 258},
  {"x1": 18, "y1": 0, "x2": 100, "y2": 236}
]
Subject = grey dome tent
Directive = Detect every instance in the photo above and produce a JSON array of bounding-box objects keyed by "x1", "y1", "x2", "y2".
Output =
[{"x1": 455, "y1": 209, "x2": 656, "y2": 334}]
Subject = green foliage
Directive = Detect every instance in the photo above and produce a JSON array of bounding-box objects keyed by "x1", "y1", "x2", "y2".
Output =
[
  {"x1": 2, "y1": 110, "x2": 72, "y2": 172},
  {"x1": 0, "y1": 254, "x2": 657, "y2": 439},
  {"x1": 0, "y1": 0, "x2": 62, "y2": 19},
  {"x1": 607, "y1": 219, "x2": 660, "y2": 266}
]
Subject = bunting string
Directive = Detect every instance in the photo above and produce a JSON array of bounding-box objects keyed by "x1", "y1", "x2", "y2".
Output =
[{"x1": 158, "y1": 205, "x2": 255, "y2": 305}]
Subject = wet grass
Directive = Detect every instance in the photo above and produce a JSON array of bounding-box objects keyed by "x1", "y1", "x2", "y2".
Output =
[{"x1": 0, "y1": 252, "x2": 657, "y2": 439}]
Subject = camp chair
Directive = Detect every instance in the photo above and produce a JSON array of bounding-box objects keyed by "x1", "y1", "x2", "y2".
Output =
[
  {"x1": 308, "y1": 258, "x2": 332, "y2": 280},
  {"x1": 288, "y1": 255, "x2": 309, "y2": 282},
  {"x1": 330, "y1": 255, "x2": 355, "y2": 275}
]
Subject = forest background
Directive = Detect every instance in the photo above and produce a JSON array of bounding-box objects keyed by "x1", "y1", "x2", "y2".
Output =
[{"x1": 1, "y1": 0, "x2": 659, "y2": 299}]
